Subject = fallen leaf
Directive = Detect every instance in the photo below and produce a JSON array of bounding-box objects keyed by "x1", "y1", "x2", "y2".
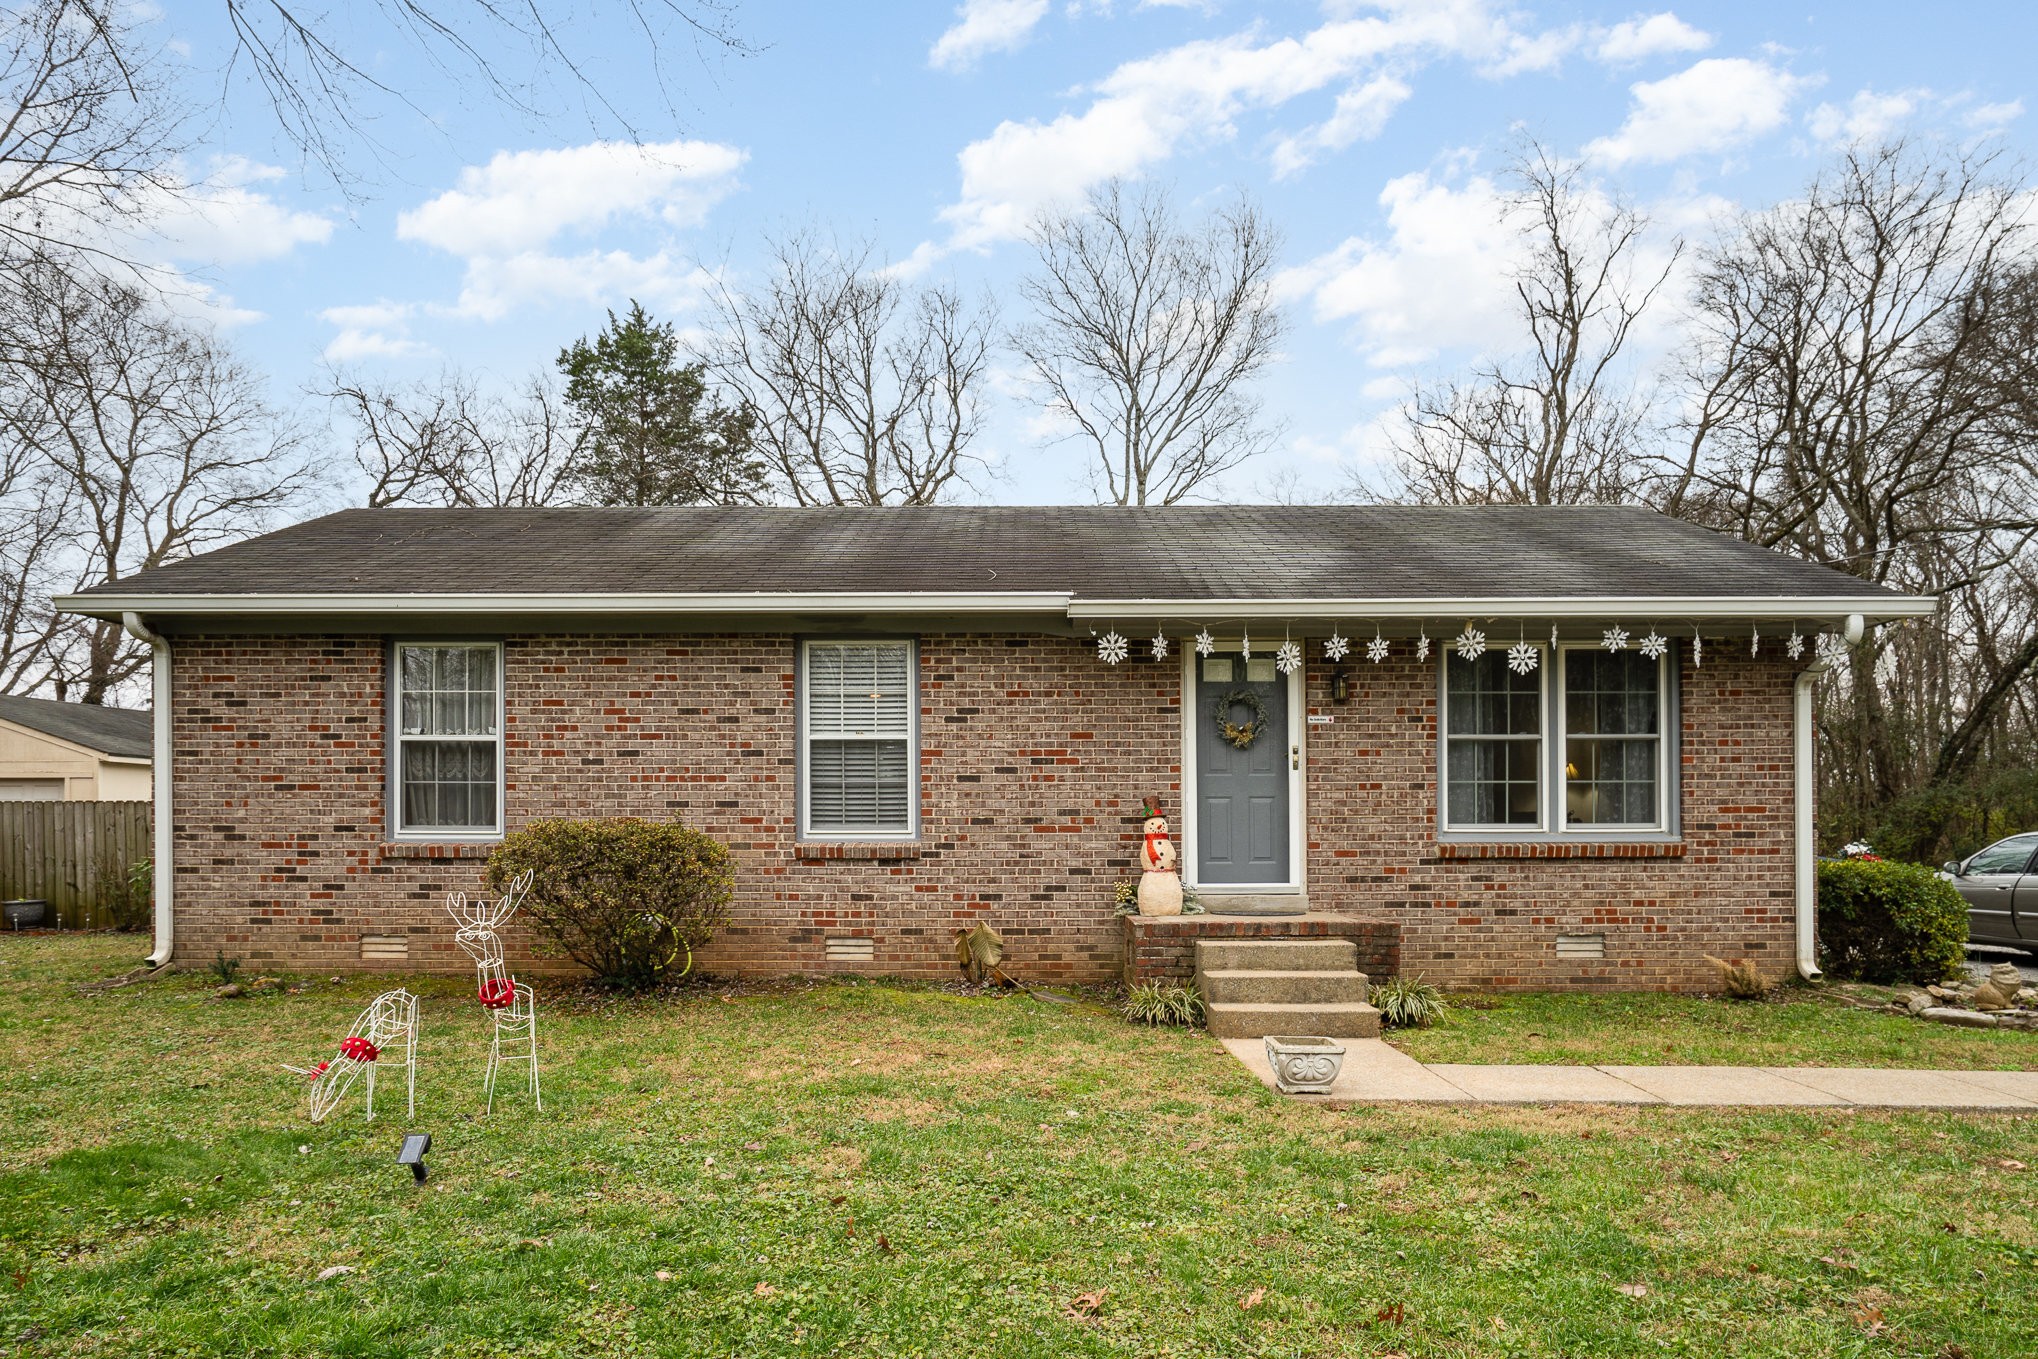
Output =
[
  {"x1": 1065, "y1": 1288, "x2": 1107, "y2": 1319},
  {"x1": 876, "y1": 1233, "x2": 893, "y2": 1255},
  {"x1": 744, "y1": 1141, "x2": 764, "y2": 1152},
  {"x1": 754, "y1": 1282, "x2": 777, "y2": 1297},
  {"x1": 1491, "y1": 1315, "x2": 1507, "y2": 1331},
  {"x1": 314, "y1": 1266, "x2": 353, "y2": 1282},
  {"x1": 1853, "y1": 1305, "x2": 1886, "y2": 1336},
  {"x1": 654, "y1": 1271, "x2": 674, "y2": 1282},
  {"x1": 1375, "y1": 1302, "x2": 1406, "y2": 1325},
  {"x1": 849, "y1": 1058, "x2": 862, "y2": 1067},
  {"x1": 1998, "y1": 1159, "x2": 2026, "y2": 1171},
  {"x1": 1240, "y1": 1287, "x2": 1265, "y2": 1310},
  {"x1": 1618, "y1": 1282, "x2": 1648, "y2": 1298}
]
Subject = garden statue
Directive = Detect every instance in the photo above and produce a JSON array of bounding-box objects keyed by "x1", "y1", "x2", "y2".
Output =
[
  {"x1": 447, "y1": 869, "x2": 543, "y2": 1113},
  {"x1": 288, "y1": 987, "x2": 420, "y2": 1124},
  {"x1": 1136, "y1": 795, "x2": 1183, "y2": 917}
]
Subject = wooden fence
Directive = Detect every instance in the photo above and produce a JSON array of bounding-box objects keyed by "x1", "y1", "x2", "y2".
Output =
[{"x1": 0, "y1": 801, "x2": 152, "y2": 931}]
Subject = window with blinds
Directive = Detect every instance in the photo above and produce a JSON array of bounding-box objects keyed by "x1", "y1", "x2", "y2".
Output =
[{"x1": 800, "y1": 640, "x2": 916, "y2": 839}]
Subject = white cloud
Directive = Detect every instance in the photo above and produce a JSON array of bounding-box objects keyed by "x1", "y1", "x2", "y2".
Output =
[
  {"x1": 1807, "y1": 87, "x2": 1928, "y2": 146},
  {"x1": 445, "y1": 249, "x2": 713, "y2": 323},
  {"x1": 1271, "y1": 75, "x2": 1414, "y2": 178},
  {"x1": 396, "y1": 139, "x2": 745, "y2": 258},
  {"x1": 1275, "y1": 170, "x2": 1521, "y2": 368},
  {"x1": 139, "y1": 157, "x2": 334, "y2": 264},
  {"x1": 928, "y1": 0, "x2": 1545, "y2": 254},
  {"x1": 929, "y1": 0, "x2": 1050, "y2": 72},
  {"x1": 319, "y1": 301, "x2": 432, "y2": 362},
  {"x1": 1585, "y1": 57, "x2": 1809, "y2": 165},
  {"x1": 1966, "y1": 99, "x2": 2023, "y2": 132},
  {"x1": 1594, "y1": 13, "x2": 1711, "y2": 65}
]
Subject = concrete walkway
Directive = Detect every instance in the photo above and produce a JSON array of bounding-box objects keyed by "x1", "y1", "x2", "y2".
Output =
[{"x1": 1222, "y1": 1037, "x2": 2038, "y2": 1110}]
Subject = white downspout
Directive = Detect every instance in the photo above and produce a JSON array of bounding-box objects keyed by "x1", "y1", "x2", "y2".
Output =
[
  {"x1": 1794, "y1": 657, "x2": 1832, "y2": 982},
  {"x1": 121, "y1": 612, "x2": 173, "y2": 968}
]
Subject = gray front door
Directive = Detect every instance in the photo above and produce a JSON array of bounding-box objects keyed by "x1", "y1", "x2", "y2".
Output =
[{"x1": 1194, "y1": 655, "x2": 1291, "y2": 885}]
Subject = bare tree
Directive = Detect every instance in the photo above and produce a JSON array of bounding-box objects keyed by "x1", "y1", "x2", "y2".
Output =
[
  {"x1": 701, "y1": 230, "x2": 996, "y2": 505},
  {"x1": 218, "y1": 0, "x2": 751, "y2": 188},
  {"x1": 1378, "y1": 143, "x2": 1674, "y2": 505},
  {"x1": 1663, "y1": 142, "x2": 2038, "y2": 851},
  {"x1": 0, "y1": 1, "x2": 184, "y2": 265},
  {"x1": 1015, "y1": 180, "x2": 1284, "y2": 505},
  {"x1": 0, "y1": 260, "x2": 306, "y2": 701},
  {"x1": 325, "y1": 368, "x2": 579, "y2": 508}
]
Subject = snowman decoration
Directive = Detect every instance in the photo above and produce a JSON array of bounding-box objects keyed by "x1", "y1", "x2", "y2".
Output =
[{"x1": 1136, "y1": 795, "x2": 1184, "y2": 917}]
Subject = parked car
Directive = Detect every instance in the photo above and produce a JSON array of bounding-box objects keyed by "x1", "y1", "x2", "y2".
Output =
[{"x1": 1939, "y1": 833, "x2": 2038, "y2": 952}]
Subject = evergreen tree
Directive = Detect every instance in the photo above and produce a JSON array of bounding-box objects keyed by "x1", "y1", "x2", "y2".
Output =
[{"x1": 557, "y1": 301, "x2": 763, "y2": 505}]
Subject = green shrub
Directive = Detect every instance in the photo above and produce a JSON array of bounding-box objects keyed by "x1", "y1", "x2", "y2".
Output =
[
  {"x1": 1372, "y1": 974, "x2": 1446, "y2": 1029},
  {"x1": 1122, "y1": 981, "x2": 1205, "y2": 1027},
  {"x1": 1815, "y1": 858, "x2": 1967, "y2": 984},
  {"x1": 486, "y1": 818, "x2": 735, "y2": 988}
]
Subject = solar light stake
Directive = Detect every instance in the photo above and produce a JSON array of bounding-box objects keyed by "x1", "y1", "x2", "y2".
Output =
[{"x1": 397, "y1": 1133, "x2": 431, "y2": 1185}]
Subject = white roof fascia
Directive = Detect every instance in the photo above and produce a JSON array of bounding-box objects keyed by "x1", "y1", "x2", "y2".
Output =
[{"x1": 1064, "y1": 595, "x2": 1938, "y2": 624}]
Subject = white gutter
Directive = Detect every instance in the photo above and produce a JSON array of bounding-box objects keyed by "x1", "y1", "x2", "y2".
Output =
[
  {"x1": 1793, "y1": 657, "x2": 1832, "y2": 982},
  {"x1": 120, "y1": 612, "x2": 173, "y2": 968},
  {"x1": 1068, "y1": 596, "x2": 1938, "y2": 624},
  {"x1": 57, "y1": 590, "x2": 1076, "y2": 619}
]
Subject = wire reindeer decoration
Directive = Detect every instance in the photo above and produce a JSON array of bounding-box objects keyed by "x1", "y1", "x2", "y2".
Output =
[
  {"x1": 287, "y1": 988, "x2": 420, "y2": 1124},
  {"x1": 446, "y1": 869, "x2": 541, "y2": 1113}
]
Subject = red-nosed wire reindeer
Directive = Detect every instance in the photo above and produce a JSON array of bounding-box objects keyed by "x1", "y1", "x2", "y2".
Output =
[
  {"x1": 446, "y1": 869, "x2": 541, "y2": 1112},
  {"x1": 288, "y1": 988, "x2": 420, "y2": 1124}
]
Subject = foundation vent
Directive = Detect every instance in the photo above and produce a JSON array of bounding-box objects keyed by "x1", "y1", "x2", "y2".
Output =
[
  {"x1": 360, "y1": 935, "x2": 410, "y2": 962},
  {"x1": 825, "y1": 936, "x2": 875, "y2": 963},
  {"x1": 1555, "y1": 932, "x2": 1606, "y2": 960}
]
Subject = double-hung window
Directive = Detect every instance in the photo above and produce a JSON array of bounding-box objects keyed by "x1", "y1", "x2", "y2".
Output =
[
  {"x1": 392, "y1": 642, "x2": 503, "y2": 838},
  {"x1": 1443, "y1": 649, "x2": 1546, "y2": 829},
  {"x1": 1562, "y1": 649, "x2": 1665, "y2": 828},
  {"x1": 1441, "y1": 642, "x2": 1673, "y2": 835},
  {"x1": 800, "y1": 640, "x2": 916, "y2": 840}
]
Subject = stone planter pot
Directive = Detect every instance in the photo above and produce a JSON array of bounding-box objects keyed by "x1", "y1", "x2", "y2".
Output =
[
  {"x1": 3, "y1": 899, "x2": 49, "y2": 929},
  {"x1": 1264, "y1": 1034, "x2": 1346, "y2": 1094}
]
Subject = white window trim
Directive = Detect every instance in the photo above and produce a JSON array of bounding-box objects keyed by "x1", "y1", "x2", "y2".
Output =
[
  {"x1": 389, "y1": 640, "x2": 505, "y2": 841},
  {"x1": 1439, "y1": 643, "x2": 1550, "y2": 834},
  {"x1": 797, "y1": 638, "x2": 920, "y2": 843},
  {"x1": 1556, "y1": 643, "x2": 1671, "y2": 835}
]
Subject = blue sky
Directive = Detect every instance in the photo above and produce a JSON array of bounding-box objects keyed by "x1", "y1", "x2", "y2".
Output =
[{"x1": 135, "y1": 1, "x2": 2036, "y2": 504}]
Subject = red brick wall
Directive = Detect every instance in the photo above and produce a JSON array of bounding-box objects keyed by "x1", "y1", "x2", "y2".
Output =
[{"x1": 167, "y1": 632, "x2": 1801, "y2": 991}]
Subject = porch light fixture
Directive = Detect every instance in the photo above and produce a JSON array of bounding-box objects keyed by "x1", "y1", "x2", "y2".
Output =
[
  {"x1": 1330, "y1": 670, "x2": 1349, "y2": 704},
  {"x1": 397, "y1": 1132, "x2": 432, "y2": 1185}
]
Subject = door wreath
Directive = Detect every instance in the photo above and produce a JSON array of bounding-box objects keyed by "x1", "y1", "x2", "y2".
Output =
[{"x1": 1211, "y1": 687, "x2": 1271, "y2": 750}]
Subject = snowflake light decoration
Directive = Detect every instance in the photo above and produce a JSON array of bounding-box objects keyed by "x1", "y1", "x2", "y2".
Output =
[
  {"x1": 1150, "y1": 632, "x2": 1169, "y2": 661},
  {"x1": 1638, "y1": 631, "x2": 1669, "y2": 661},
  {"x1": 1692, "y1": 629, "x2": 1703, "y2": 669},
  {"x1": 1275, "y1": 640, "x2": 1303, "y2": 675},
  {"x1": 1097, "y1": 631, "x2": 1128, "y2": 665},
  {"x1": 1240, "y1": 632, "x2": 1251, "y2": 660},
  {"x1": 1551, "y1": 624, "x2": 1560, "y2": 650},
  {"x1": 1750, "y1": 626, "x2": 1760, "y2": 656},
  {"x1": 1324, "y1": 632, "x2": 1350, "y2": 662},
  {"x1": 1416, "y1": 629, "x2": 1432, "y2": 662},
  {"x1": 1366, "y1": 633, "x2": 1389, "y2": 664},
  {"x1": 1506, "y1": 641, "x2": 1540, "y2": 675},
  {"x1": 1602, "y1": 625, "x2": 1630, "y2": 652},
  {"x1": 1786, "y1": 629, "x2": 1805, "y2": 660},
  {"x1": 1453, "y1": 627, "x2": 1486, "y2": 661},
  {"x1": 1194, "y1": 629, "x2": 1215, "y2": 657}
]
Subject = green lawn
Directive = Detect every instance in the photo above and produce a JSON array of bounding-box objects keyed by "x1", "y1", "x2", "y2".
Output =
[
  {"x1": 1390, "y1": 985, "x2": 2038, "y2": 1069},
  {"x1": 0, "y1": 936, "x2": 2033, "y2": 1358}
]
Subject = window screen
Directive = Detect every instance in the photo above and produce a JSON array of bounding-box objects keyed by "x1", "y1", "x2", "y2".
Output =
[{"x1": 802, "y1": 641, "x2": 915, "y2": 837}]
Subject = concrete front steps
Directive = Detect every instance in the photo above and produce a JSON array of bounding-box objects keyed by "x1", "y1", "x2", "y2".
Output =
[{"x1": 1195, "y1": 938, "x2": 1381, "y2": 1040}]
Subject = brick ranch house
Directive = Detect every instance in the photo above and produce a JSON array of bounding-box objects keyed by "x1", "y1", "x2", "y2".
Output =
[{"x1": 58, "y1": 505, "x2": 1930, "y2": 992}]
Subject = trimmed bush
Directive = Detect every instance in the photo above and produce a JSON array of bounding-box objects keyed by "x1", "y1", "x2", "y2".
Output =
[
  {"x1": 486, "y1": 818, "x2": 735, "y2": 988},
  {"x1": 1815, "y1": 858, "x2": 1967, "y2": 984}
]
